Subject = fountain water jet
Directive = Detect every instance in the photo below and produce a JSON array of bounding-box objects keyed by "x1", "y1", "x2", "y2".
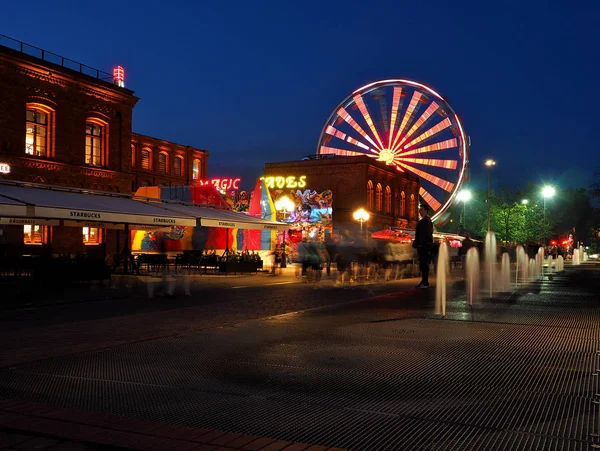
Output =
[
  {"x1": 484, "y1": 232, "x2": 497, "y2": 298},
  {"x1": 500, "y1": 253, "x2": 511, "y2": 292},
  {"x1": 516, "y1": 245, "x2": 527, "y2": 286},
  {"x1": 556, "y1": 255, "x2": 564, "y2": 271},
  {"x1": 572, "y1": 249, "x2": 580, "y2": 265},
  {"x1": 528, "y1": 258, "x2": 537, "y2": 281},
  {"x1": 435, "y1": 241, "x2": 449, "y2": 317},
  {"x1": 537, "y1": 247, "x2": 544, "y2": 279},
  {"x1": 465, "y1": 247, "x2": 480, "y2": 305}
]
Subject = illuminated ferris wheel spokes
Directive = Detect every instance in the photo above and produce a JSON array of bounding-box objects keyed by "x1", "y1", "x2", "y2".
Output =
[{"x1": 317, "y1": 79, "x2": 468, "y2": 221}]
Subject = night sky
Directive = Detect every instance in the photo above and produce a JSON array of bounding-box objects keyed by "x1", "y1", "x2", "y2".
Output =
[{"x1": 2, "y1": 0, "x2": 598, "y2": 192}]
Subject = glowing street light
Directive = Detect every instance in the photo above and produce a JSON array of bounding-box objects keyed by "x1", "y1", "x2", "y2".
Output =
[
  {"x1": 275, "y1": 196, "x2": 294, "y2": 268},
  {"x1": 542, "y1": 185, "x2": 556, "y2": 246},
  {"x1": 456, "y1": 189, "x2": 472, "y2": 229},
  {"x1": 521, "y1": 199, "x2": 529, "y2": 205},
  {"x1": 484, "y1": 159, "x2": 496, "y2": 232},
  {"x1": 353, "y1": 208, "x2": 370, "y2": 241}
]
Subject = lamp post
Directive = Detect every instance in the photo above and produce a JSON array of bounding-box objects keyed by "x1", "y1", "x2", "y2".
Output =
[
  {"x1": 456, "y1": 189, "x2": 471, "y2": 230},
  {"x1": 353, "y1": 208, "x2": 370, "y2": 242},
  {"x1": 275, "y1": 196, "x2": 294, "y2": 268},
  {"x1": 485, "y1": 159, "x2": 496, "y2": 232},
  {"x1": 541, "y1": 186, "x2": 555, "y2": 246},
  {"x1": 521, "y1": 199, "x2": 528, "y2": 205}
]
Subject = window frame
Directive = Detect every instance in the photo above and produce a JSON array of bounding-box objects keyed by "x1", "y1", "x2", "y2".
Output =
[
  {"x1": 158, "y1": 152, "x2": 168, "y2": 174},
  {"x1": 410, "y1": 194, "x2": 416, "y2": 219},
  {"x1": 367, "y1": 180, "x2": 374, "y2": 209},
  {"x1": 140, "y1": 148, "x2": 152, "y2": 170},
  {"x1": 173, "y1": 155, "x2": 183, "y2": 177},
  {"x1": 384, "y1": 186, "x2": 392, "y2": 214},
  {"x1": 85, "y1": 118, "x2": 108, "y2": 167},
  {"x1": 25, "y1": 104, "x2": 54, "y2": 158},
  {"x1": 376, "y1": 183, "x2": 383, "y2": 212},
  {"x1": 23, "y1": 225, "x2": 49, "y2": 245},
  {"x1": 83, "y1": 227, "x2": 102, "y2": 245},
  {"x1": 192, "y1": 159, "x2": 200, "y2": 180},
  {"x1": 400, "y1": 191, "x2": 406, "y2": 217}
]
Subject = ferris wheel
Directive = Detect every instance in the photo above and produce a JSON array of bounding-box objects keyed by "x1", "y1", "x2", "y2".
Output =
[{"x1": 316, "y1": 79, "x2": 469, "y2": 222}]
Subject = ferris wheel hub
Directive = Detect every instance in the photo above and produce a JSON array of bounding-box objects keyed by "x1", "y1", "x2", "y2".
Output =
[{"x1": 377, "y1": 149, "x2": 396, "y2": 165}]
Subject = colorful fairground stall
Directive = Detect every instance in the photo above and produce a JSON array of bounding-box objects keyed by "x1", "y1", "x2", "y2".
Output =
[
  {"x1": 264, "y1": 176, "x2": 334, "y2": 263},
  {"x1": 130, "y1": 182, "x2": 287, "y2": 256}
]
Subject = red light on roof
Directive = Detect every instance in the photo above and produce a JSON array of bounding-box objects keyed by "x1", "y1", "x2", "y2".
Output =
[{"x1": 113, "y1": 66, "x2": 125, "y2": 87}]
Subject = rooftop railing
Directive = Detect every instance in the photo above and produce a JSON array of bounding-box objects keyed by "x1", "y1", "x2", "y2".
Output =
[{"x1": 0, "y1": 33, "x2": 113, "y2": 82}]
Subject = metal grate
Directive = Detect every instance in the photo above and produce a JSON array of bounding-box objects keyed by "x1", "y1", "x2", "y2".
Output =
[{"x1": 0, "y1": 266, "x2": 598, "y2": 450}]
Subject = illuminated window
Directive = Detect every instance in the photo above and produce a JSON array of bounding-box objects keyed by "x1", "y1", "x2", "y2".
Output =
[
  {"x1": 85, "y1": 121, "x2": 104, "y2": 166},
  {"x1": 83, "y1": 227, "x2": 102, "y2": 245},
  {"x1": 173, "y1": 156, "x2": 183, "y2": 176},
  {"x1": 384, "y1": 186, "x2": 392, "y2": 214},
  {"x1": 376, "y1": 183, "x2": 382, "y2": 211},
  {"x1": 400, "y1": 191, "x2": 406, "y2": 216},
  {"x1": 23, "y1": 225, "x2": 47, "y2": 245},
  {"x1": 410, "y1": 194, "x2": 416, "y2": 219},
  {"x1": 141, "y1": 148, "x2": 152, "y2": 170},
  {"x1": 158, "y1": 152, "x2": 168, "y2": 173},
  {"x1": 367, "y1": 181, "x2": 374, "y2": 209},
  {"x1": 192, "y1": 159, "x2": 200, "y2": 180},
  {"x1": 25, "y1": 108, "x2": 48, "y2": 157},
  {"x1": 131, "y1": 144, "x2": 136, "y2": 168}
]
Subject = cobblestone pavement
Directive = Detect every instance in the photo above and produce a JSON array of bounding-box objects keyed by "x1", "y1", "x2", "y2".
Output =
[{"x1": 0, "y1": 263, "x2": 598, "y2": 450}]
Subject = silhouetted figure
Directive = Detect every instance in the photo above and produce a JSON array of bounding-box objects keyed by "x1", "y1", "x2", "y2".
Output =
[{"x1": 413, "y1": 204, "x2": 434, "y2": 288}]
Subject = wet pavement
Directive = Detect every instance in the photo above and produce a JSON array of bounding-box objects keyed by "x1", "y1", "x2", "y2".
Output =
[{"x1": 0, "y1": 264, "x2": 598, "y2": 450}]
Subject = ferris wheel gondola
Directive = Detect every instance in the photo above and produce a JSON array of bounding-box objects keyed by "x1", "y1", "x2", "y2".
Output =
[{"x1": 316, "y1": 79, "x2": 469, "y2": 222}]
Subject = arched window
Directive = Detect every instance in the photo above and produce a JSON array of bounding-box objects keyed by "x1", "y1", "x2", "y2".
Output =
[
  {"x1": 376, "y1": 183, "x2": 383, "y2": 211},
  {"x1": 26, "y1": 104, "x2": 54, "y2": 158},
  {"x1": 384, "y1": 186, "x2": 392, "y2": 214},
  {"x1": 173, "y1": 156, "x2": 183, "y2": 176},
  {"x1": 85, "y1": 119, "x2": 108, "y2": 166},
  {"x1": 141, "y1": 148, "x2": 152, "y2": 170},
  {"x1": 158, "y1": 152, "x2": 168, "y2": 173},
  {"x1": 131, "y1": 144, "x2": 136, "y2": 168},
  {"x1": 409, "y1": 194, "x2": 416, "y2": 219},
  {"x1": 400, "y1": 191, "x2": 406, "y2": 217},
  {"x1": 367, "y1": 180, "x2": 374, "y2": 209},
  {"x1": 192, "y1": 159, "x2": 201, "y2": 180}
]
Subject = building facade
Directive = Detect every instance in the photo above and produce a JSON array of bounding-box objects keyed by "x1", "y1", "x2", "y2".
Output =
[
  {"x1": 0, "y1": 38, "x2": 208, "y2": 255},
  {"x1": 264, "y1": 155, "x2": 420, "y2": 235}
]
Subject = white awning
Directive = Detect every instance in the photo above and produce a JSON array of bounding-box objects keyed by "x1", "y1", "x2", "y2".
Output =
[
  {"x1": 0, "y1": 184, "x2": 197, "y2": 227},
  {"x1": 157, "y1": 203, "x2": 288, "y2": 231},
  {"x1": 0, "y1": 194, "x2": 29, "y2": 218}
]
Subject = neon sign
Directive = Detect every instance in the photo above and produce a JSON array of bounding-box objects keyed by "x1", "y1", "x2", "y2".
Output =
[
  {"x1": 113, "y1": 66, "x2": 125, "y2": 88},
  {"x1": 199, "y1": 178, "x2": 241, "y2": 190},
  {"x1": 263, "y1": 175, "x2": 307, "y2": 189},
  {"x1": 0, "y1": 163, "x2": 10, "y2": 174}
]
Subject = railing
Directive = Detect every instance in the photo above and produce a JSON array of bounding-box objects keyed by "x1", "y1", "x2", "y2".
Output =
[{"x1": 0, "y1": 33, "x2": 113, "y2": 82}]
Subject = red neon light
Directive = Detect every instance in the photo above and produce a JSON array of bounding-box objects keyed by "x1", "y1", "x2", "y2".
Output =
[
  {"x1": 113, "y1": 66, "x2": 125, "y2": 87},
  {"x1": 199, "y1": 178, "x2": 241, "y2": 190}
]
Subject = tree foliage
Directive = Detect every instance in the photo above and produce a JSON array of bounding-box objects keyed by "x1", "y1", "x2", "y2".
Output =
[{"x1": 437, "y1": 183, "x2": 597, "y2": 247}]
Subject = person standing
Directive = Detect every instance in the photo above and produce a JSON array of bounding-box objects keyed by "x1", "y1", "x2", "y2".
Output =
[{"x1": 413, "y1": 204, "x2": 434, "y2": 288}]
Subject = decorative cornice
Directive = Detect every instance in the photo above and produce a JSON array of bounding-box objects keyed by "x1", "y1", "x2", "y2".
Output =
[{"x1": 0, "y1": 56, "x2": 137, "y2": 106}]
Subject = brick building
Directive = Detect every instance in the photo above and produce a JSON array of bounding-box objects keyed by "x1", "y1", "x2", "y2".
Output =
[
  {"x1": 263, "y1": 155, "x2": 420, "y2": 235},
  {"x1": 0, "y1": 37, "x2": 208, "y2": 255}
]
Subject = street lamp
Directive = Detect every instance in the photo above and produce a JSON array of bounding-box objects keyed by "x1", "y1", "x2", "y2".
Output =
[
  {"x1": 275, "y1": 196, "x2": 294, "y2": 268},
  {"x1": 542, "y1": 185, "x2": 556, "y2": 246},
  {"x1": 484, "y1": 159, "x2": 496, "y2": 232},
  {"x1": 456, "y1": 189, "x2": 472, "y2": 229},
  {"x1": 521, "y1": 199, "x2": 529, "y2": 205},
  {"x1": 353, "y1": 208, "x2": 370, "y2": 241}
]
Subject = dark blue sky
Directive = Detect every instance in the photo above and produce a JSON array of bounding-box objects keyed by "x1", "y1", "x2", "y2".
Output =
[{"x1": 2, "y1": 0, "x2": 598, "y2": 192}]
